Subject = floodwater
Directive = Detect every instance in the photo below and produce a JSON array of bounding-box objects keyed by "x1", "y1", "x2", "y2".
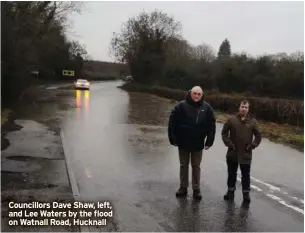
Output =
[{"x1": 60, "y1": 81, "x2": 303, "y2": 232}]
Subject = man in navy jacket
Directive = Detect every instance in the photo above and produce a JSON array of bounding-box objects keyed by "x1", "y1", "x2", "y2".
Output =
[{"x1": 168, "y1": 86, "x2": 216, "y2": 200}]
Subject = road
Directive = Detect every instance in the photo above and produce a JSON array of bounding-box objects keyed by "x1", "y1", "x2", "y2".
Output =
[{"x1": 60, "y1": 81, "x2": 303, "y2": 232}]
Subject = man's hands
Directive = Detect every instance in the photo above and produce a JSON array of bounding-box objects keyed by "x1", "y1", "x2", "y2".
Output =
[
  {"x1": 245, "y1": 143, "x2": 254, "y2": 152},
  {"x1": 170, "y1": 139, "x2": 177, "y2": 147},
  {"x1": 228, "y1": 144, "x2": 254, "y2": 152}
]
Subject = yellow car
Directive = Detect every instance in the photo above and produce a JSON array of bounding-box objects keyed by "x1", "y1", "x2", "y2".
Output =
[{"x1": 74, "y1": 79, "x2": 90, "y2": 90}]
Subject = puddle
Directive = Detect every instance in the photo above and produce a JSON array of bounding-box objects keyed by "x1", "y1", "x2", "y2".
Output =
[
  {"x1": 1, "y1": 171, "x2": 58, "y2": 190},
  {"x1": 2, "y1": 120, "x2": 64, "y2": 160},
  {"x1": 7, "y1": 155, "x2": 52, "y2": 161},
  {"x1": 2, "y1": 159, "x2": 42, "y2": 173},
  {"x1": 1, "y1": 159, "x2": 67, "y2": 190}
]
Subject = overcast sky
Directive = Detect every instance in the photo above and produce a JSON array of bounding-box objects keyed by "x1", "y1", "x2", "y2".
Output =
[{"x1": 67, "y1": 1, "x2": 304, "y2": 62}]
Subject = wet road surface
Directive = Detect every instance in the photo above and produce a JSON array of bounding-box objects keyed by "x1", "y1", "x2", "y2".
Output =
[{"x1": 60, "y1": 81, "x2": 303, "y2": 231}]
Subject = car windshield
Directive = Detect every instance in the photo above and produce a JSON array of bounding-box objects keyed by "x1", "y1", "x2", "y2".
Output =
[{"x1": 77, "y1": 80, "x2": 87, "y2": 83}]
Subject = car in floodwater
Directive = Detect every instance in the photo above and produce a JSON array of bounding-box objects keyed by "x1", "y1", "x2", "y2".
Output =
[
  {"x1": 123, "y1": 75, "x2": 133, "y2": 82},
  {"x1": 74, "y1": 79, "x2": 90, "y2": 90}
]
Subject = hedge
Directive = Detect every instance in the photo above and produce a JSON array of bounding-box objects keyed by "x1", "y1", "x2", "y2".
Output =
[{"x1": 120, "y1": 82, "x2": 304, "y2": 127}]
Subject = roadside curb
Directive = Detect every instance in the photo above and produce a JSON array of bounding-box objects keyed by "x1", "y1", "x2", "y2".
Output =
[{"x1": 60, "y1": 129, "x2": 90, "y2": 232}]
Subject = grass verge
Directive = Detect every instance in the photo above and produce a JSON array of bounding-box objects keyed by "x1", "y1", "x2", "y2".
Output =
[{"x1": 119, "y1": 82, "x2": 304, "y2": 151}]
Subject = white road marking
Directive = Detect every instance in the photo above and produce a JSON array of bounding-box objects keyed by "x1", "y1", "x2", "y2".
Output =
[
  {"x1": 237, "y1": 177, "x2": 263, "y2": 192},
  {"x1": 216, "y1": 160, "x2": 304, "y2": 214},
  {"x1": 250, "y1": 177, "x2": 304, "y2": 204},
  {"x1": 251, "y1": 177, "x2": 280, "y2": 191},
  {"x1": 267, "y1": 194, "x2": 304, "y2": 214},
  {"x1": 249, "y1": 176, "x2": 303, "y2": 204}
]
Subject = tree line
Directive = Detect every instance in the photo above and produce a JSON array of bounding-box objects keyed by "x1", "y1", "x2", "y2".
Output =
[
  {"x1": 83, "y1": 60, "x2": 130, "y2": 80},
  {"x1": 1, "y1": 2, "x2": 87, "y2": 107},
  {"x1": 111, "y1": 10, "x2": 304, "y2": 100}
]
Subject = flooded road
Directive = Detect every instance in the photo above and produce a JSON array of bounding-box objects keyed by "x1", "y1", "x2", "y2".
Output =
[{"x1": 60, "y1": 81, "x2": 303, "y2": 231}]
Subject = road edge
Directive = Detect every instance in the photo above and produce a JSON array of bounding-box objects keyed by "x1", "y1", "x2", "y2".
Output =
[{"x1": 60, "y1": 129, "x2": 90, "y2": 232}]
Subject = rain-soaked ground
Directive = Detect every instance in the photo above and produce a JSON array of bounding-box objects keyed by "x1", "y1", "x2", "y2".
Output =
[{"x1": 2, "y1": 80, "x2": 304, "y2": 232}]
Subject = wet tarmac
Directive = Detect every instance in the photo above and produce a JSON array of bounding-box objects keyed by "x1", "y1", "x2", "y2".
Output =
[{"x1": 59, "y1": 81, "x2": 303, "y2": 231}]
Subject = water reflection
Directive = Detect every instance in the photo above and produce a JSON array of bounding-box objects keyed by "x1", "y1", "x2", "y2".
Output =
[
  {"x1": 123, "y1": 91, "x2": 175, "y2": 169},
  {"x1": 75, "y1": 89, "x2": 90, "y2": 121},
  {"x1": 84, "y1": 90, "x2": 89, "y2": 110},
  {"x1": 75, "y1": 89, "x2": 90, "y2": 111},
  {"x1": 223, "y1": 202, "x2": 236, "y2": 231},
  {"x1": 173, "y1": 198, "x2": 201, "y2": 231},
  {"x1": 238, "y1": 203, "x2": 250, "y2": 229},
  {"x1": 174, "y1": 198, "x2": 188, "y2": 231},
  {"x1": 189, "y1": 199, "x2": 201, "y2": 231},
  {"x1": 76, "y1": 89, "x2": 82, "y2": 108},
  {"x1": 126, "y1": 92, "x2": 175, "y2": 126},
  {"x1": 222, "y1": 202, "x2": 250, "y2": 231}
]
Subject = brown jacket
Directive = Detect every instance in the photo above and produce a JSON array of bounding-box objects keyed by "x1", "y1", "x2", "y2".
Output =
[{"x1": 221, "y1": 113, "x2": 262, "y2": 164}]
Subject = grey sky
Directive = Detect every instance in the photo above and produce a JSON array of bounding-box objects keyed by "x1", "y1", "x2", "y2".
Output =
[{"x1": 67, "y1": 1, "x2": 304, "y2": 62}]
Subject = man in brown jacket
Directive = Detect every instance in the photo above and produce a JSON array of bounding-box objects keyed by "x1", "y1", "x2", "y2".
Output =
[{"x1": 221, "y1": 100, "x2": 262, "y2": 203}]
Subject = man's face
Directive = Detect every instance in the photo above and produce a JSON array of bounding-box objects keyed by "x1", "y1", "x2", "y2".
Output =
[
  {"x1": 239, "y1": 102, "x2": 249, "y2": 116},
  {"x1": 191, "y1": 89, "x2": 203, "y2": 102}
]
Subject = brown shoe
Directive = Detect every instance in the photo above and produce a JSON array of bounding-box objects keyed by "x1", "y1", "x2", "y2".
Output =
[
  {"x1": 224, "y1": 190, "x2": 235, "y2": 201},
  {"x1": 176, "y1": 187, "x2": 187, "y2": 197},
  {"x1": 193, "y1": 189, "x2": 202, "y2": 200}
]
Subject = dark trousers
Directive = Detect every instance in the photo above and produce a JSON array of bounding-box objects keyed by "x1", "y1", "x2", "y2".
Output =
[
  {"x1": 178, "y1": 148, "x2": 203, "y2": 190},
  {"x1": 226, "y1": 157, "x2": 251, "y2": 192}
]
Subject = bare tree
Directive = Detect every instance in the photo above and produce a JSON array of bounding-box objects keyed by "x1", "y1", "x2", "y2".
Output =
[
  {"x1": 110, "y1": 10, "x2": 182, "y2": 83},
  {"x1": 189, "y1": 43, "x2": 216, "y2": 62},
  {"x1": 111, "y1": 10, "x2": 182, "y2": 63}
]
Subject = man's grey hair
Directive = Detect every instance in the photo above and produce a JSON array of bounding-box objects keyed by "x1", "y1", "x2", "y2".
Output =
[{"x1": 191, "y1": 86, "x2": 203, "y2": 93}]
